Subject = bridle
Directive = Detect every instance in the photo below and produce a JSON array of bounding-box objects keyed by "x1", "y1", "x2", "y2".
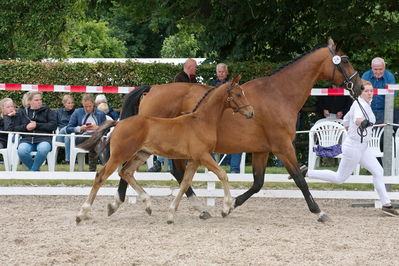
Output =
[
  {"x1": 328, "y1": 44, "x2": 359, "y2": 99},
  {"x1": 227, "y1": 84, "x2": 251, "y2": 112},
  {"x1": 328, "y1": 44, "x2": 371, "y2": 142}
]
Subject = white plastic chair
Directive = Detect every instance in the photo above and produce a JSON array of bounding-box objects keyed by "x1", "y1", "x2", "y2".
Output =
[
  {"x1": 308, "y1": 121, "x2": 346, "y2": 170},
  {"x1": 0, "y1": 133, "x2": 14, "y2": 171},
  {"x1": 315, "y1": 118, "x2": 343, "y2": 125},
  {"x1": 354, "y1": 127, "x2": 384, "y2": 175},
  {"x1": 12, "y1": 133, "x2": 55, "y2": 171},
  {"x1": 69, "y1": 133, "x2": 89, "y2": 172},
  {"x1": 47, "y1": 128, "x2": 65, "y2": 172}
]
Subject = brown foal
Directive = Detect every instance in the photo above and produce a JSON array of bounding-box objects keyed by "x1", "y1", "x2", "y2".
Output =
[{"x1": 76, "y1": 75, "x2": 254, "y2": 224}]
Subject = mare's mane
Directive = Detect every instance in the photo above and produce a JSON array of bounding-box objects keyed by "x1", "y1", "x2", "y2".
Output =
[
  {"x1": 191, "y1": 86, "x2": 217, "y2": 113},
  {"x1": 265, "y1": 45, "x2": 327, "y2": 78}
]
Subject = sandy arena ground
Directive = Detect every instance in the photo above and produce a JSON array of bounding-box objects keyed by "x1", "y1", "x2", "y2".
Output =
[{"x1": 1, "y1": 195, "x2": 398, "y2": 265}]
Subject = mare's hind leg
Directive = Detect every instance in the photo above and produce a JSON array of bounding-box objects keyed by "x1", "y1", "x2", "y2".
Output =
[
  {"x1": 118, "y1": 151, "x2": 152, "y2": 215},
  {"x1": 172, "y1": 159, "x2": 211, "y2": 220},
  {"x1": 234, "y1": 152, "x2": 269, "y2": 209},
  {"x1": 76, "y1": 160, "x2": 119, "y2": 224},
  {"x1": 201, "y1": 155, "x2": 234, "y2": 217},
  {"x1": 107, "y1": 151, "x2": 150, "y2": 216},
  {"x1": 275, "y1": 143, "x2": 329, "y2": 223},
  {"x1": 167, "y1": 160, "x2": 199, "y2": 224}
]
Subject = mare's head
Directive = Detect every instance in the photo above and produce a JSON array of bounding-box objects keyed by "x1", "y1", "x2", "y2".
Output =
[
  {"x1": 225, "y1": 75, "x2": 254, "y2": 119},
  {"x1": 322, "y1": 37, "x2": 363, "y2": 98}
]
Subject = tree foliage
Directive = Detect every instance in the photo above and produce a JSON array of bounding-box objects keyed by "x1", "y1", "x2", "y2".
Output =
[
  {"x1": 0, "y1": 0, "x2": 76, "y2": 60},
  {"x1": 160, "y1": 25, "x2": 201, "y2": 58},
  {"x1": 66, "y1": 20, "x2": 127, "y2": 58},
  {"x1": 114, "y1": 0, "x2": 399, "y2": 68}
]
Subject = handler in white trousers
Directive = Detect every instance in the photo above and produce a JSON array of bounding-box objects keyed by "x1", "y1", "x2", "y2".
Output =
[{"x1": 305, "y1": 80, "x2": 398, "y2": 216}]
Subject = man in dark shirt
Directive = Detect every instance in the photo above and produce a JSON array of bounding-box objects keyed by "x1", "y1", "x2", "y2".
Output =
[{"x1": 174, "y1": 58, "x2": 198, "y2": 83}]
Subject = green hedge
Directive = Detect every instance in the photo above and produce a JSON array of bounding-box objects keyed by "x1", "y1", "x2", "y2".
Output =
[{"x1": 0, "y1": 59, "x2": 373, "y2": 166}]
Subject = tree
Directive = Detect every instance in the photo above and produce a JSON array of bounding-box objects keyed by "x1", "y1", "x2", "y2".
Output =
[
  {"x1": 113, "y1": 0, "x2": 399, "y2": 68},
  {"x1": 66, "y1": 20, "x2": 127, "y2": 58},
  {"x1": 160, "y1": 25, "x2": 201, "y2": 58},
  {"x1": 0, "y1": 0, "x2": 77, "y2": 60}
]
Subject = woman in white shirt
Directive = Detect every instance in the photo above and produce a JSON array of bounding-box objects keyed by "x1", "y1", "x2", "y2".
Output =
[{"x1": 301, "y1": 80, "x2": 398, "y2": 216}]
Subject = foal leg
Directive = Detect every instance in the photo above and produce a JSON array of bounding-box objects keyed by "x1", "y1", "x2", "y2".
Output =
[
  {"x1": 107, "y1": 151, "x2": 150, "y2": 216},
  {"x1": 172, "y1": 159, "x2": 211, "y2": 219},
  {"x1": 107, "y1": 151, "x2": 151, "y2": 216},
  {"x1": 202, "y1": 155, "x2": 234, "y2": 217},
  {"x1": 276, "y1": 144, "x2": 329, "y2": 223},
  {"x1": 76, "y1": 160, "x2": 119, "y2": 224},
  {"x1": 118, "y1": 151, "x2": 152, "y2": 215},
  {"x1": 167, "y1": 160, "x2": 199, "y2": 224}
]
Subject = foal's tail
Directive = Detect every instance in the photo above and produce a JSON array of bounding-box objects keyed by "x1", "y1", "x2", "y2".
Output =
[{"x1": 78, "y1": 120, "x2": 118, "y2": 151}]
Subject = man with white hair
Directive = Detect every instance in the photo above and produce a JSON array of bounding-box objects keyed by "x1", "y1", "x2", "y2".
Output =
[{"x1": 361, "y1": 57, "x2": 396, "y2": 124}]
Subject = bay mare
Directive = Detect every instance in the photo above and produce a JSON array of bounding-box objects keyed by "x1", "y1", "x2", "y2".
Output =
[
  {"x1": 76, "y1": 76, "x2": 254, "y2": 224},
  {"x1": 109, "y1": 38, "x2": 363, "y2": 222}
]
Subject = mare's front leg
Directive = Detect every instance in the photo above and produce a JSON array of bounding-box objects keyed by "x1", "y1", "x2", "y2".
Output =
[
  {"x1": 234, "y1": 152, "x2": 269, "y2": 209},
  {"x1": 202, "y1": 155, "x2": 234, "y2": 217},
  {"x1": 172, "y1": 159, "x2": 211, "y2": 220},
  {"x1": 167, "y1": 160, "x2": 199, "y2": 224},
  {"x1": 76, "y1": 161, "x2": 119, "y2": 224},
  {"x1": 275, "y1": 143, "x2": 330, "y2": 223},
  {"x1": 118, "y1": 151, "x2": 152, "y2": 215}
]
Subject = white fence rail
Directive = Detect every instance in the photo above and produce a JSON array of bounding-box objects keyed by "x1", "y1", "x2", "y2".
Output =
[{"x1": 1, "y1": 171, "x2": 399, "y2": 207}]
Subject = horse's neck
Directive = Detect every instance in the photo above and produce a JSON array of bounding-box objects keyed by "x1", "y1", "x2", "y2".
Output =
[
  {"x1": 194, "y1": 87, "x2": 227, "y2": 125},
  {"x1": 267, "y1": 48, "x2": 329, "y2": 111}
]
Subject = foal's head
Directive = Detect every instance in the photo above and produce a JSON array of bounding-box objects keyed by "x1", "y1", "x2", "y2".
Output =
[
  {"x1": 323, "y1": 37, "x2": 363, "y2": 98},
  {"x1": 225, "y1": 75, "x2": 254, "y2": 119}
]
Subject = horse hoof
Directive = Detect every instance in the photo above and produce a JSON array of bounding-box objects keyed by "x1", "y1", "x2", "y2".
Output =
[
  {"x1": 167, "y1": 220, "x2": 174, "y2": 224},
  {"x1": 199, "y1": 211, "x2": 212, "y2": 220},
  {"x1": 317, "y1": 213, "x2": 331, "y2": 223},
  {"x1": 221, "y1": 211, "x2": 229, "y2": 218},
  {"x1": 145, "y1": 207, "x2": 152, "y2": 215},
  {"x1": 107, "y1": 203, "x2": 116, "y2": 217},
  {"x1": 76, "y1": 216, "x2": 82, "y2": 224}
]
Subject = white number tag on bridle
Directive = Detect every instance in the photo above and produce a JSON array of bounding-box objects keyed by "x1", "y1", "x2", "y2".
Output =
[{"x1": 332, "y1": 55, "x2": 341, "y2": 65}]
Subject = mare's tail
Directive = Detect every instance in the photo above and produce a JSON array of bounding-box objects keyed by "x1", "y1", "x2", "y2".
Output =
[
  {"x1": 78, "y1": 120, "x2": 118, "y2": 151},
  {"x1": 120, "y1": 85, "x2": 151, "y2": 119}
]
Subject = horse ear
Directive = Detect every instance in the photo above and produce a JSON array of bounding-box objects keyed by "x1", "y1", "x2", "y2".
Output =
[
  {"x1": 327, "y1": 37, "x2": 335, "y2": 46},
  {"x1": 232, "y1": 74, "x2": 241, "y2": 84}
]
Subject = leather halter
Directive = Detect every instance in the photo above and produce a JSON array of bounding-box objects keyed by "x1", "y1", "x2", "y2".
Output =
[
  {"x1": 227, "y1": 84, "x2": 251, "y2": 112},
  {"x1": 328, "y1": 44, "x2": 359, "y2": 98}
]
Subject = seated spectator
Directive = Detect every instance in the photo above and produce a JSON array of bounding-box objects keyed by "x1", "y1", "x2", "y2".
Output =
[
  {"x1": 97, "y1": 102, "x2": 114, "y2": 120},
  {"x1": 95, "y1": 94, "x2": 119, "y2": 120},
  {"x1": 55, "y1": 94, "x2": 75, "y2": 163},
  {"x1": 0, "y1": 98, "x2": 17, "y2": 148},
  {"x1": 67, "y1": 93, "x2": 106, "y2": 171},
  {"x1": 14, "y1": 91, "x2": 57, "y2": 171}
]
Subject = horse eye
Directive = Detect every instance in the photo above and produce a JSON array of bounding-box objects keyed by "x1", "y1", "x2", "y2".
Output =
[{"x1": 236, "y1": 94, "x2": 242, "y2": 98}]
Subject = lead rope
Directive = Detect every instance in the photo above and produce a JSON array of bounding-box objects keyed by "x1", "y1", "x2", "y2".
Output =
[{"x1": 354, "y1": 97, "x2": 371, "y2": 143}]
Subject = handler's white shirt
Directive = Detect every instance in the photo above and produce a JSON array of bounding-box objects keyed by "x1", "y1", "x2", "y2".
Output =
[{"x1": 343, "y1": 97, "x2": 375, "y2": 143}]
